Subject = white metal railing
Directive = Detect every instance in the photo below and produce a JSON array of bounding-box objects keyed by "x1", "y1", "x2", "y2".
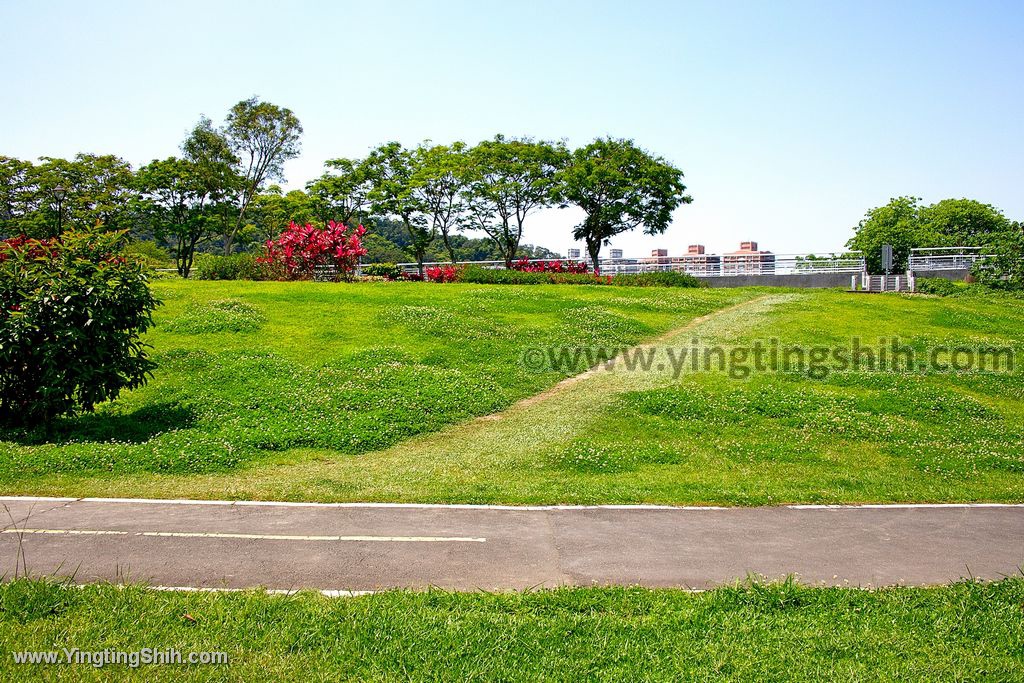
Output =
[
  {"x1": 394, "y1": 252, "x2": 866, "y2": 277},
  {"x1": 908, "y1": 247, "x2": 991, "y2": 272}
]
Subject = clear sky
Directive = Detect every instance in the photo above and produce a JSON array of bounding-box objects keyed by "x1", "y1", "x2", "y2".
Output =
[{"x1": 3, "y1": 0, "x2": 1022, "y2": 257}]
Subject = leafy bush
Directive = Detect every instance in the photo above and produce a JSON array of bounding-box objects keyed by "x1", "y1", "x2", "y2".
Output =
[
  {"x1": 460, "y1": 266, "x2": 701, "y2": 287},
  {"x1": 260, "y1": 221, "x2": 367, "y2": 281},
  {"x1": 0, "y1": 230, "x2": 159, "y2": 427},
  {"x1": 460, "y1": 266, "x2": 608, "y2": 285},
  {"x1": 915, "y1": 277, "x2": 961, "y2": 297},
  {"x1": 611, "y1": 271, "x2": 703, "y2": 288},
  {"x1": 362, "y1": 262, "x2": 403, "y2": 279},
  {"x1": 194, "y1": 253, "x2": 270, "y2": 281}
]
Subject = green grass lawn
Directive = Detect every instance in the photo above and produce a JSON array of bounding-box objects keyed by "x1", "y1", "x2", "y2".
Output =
[
  {"x1": 1, "y1": 280, "x2": 1023, "y2": 505},
  {"x1": 2, "y1": 578, "x2": 1022, "y2": 681}
]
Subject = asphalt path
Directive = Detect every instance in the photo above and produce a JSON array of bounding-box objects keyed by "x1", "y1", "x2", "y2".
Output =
[{"x1": 2, "y1": 496, "x2": 1022, "y2": 592}]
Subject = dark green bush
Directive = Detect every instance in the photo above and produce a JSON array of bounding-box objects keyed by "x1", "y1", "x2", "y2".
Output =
[
  {"x1": 194, "y1": 253, "x2": 270, "y2": 280},
  {"x1": 916, "y1": 277, "x2": 962, "y2": 296},
  {"x1": 611, "y1": 271, "x2": 703, "y2": 288},
  {"x1": 362, "y1": 262, "x2": 403, "y2": 279},
  {"x1": 460, "y1": 266, "x2": 704, "y2": 287},
  {"x1": 0, "y1": 230, "x2": 159, "y2": 427},
  {"x1": 460, "y1": 266, "x2": 605, "y2": 285}
]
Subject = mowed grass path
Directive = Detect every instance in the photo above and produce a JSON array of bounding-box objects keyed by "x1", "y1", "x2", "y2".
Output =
[
  {"x1": 2, "y1": 282, "x2": 1023, "y2": 505},
  {"x1": 2, "y1": 578, "x2": 1022, "y2": 681},
  {"x1": 0, "y1": 280, "x2": 752, "y2": 497}
]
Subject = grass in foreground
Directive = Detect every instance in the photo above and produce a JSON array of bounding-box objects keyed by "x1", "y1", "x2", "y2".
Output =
[
  {"x1": 2, "y1": 578, "x2": 1022, "y2": 681},
  {"x1": 2, "y1": 283, "x2": 1023, "y2": 505},
  {"x1": 0, "y1": 280, "x2": 749, "y2": 482}
]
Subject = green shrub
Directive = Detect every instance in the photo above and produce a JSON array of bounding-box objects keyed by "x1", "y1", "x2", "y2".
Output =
[
  {"x1": 460, "y1": 266, "x2": 704, "y2": 287},
  {"x1": 194, "y1": 253, "x2": 269, "y2": 280},
  {"x1": 0, "y1": 230, "x2": 159, "y2": 427},
  {"x1": 362, "y1": 262, "x2": 403, "y2": 279},
  {"x1": 460, "y1": 266, "x2": 606, "y2": 285},
  {"x1": 611, "y1": 271, "x2": 703, "y2": 288},
  {"x1": 916, "y1": 277, "x2": 961, "y2": 296}
]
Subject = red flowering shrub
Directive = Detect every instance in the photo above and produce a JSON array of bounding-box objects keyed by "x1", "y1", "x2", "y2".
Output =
[
  {"x1": 511, "y1": 258, "x2": 588, "y2": 273},
  {"x1": 425, "y1": 265, "x2": 460, "y2": 283},
  {"x1": 259, "y1": 221, "x2": 367, "y2": 281}
]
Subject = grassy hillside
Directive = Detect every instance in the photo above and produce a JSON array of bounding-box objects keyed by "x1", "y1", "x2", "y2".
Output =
[
  {"x1": 0, "y1": 280, "x2": 750, "y2": 489},
  {"x1": 2, "y1": 282, "x2": 1022, "y2": 505}
]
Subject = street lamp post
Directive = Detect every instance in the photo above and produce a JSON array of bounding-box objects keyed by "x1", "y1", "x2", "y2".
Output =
[{"x1": 52, "y1": 185, "x2": 67, "y2": 236}]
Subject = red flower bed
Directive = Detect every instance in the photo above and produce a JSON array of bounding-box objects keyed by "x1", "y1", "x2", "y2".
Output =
[
  {"x1": 259, "y1": 221, "x2": 367, "y2": 281},
  {"x1": 511, "y1": 258, "x2": 588, "y2": 273},
  {"x1": 425, "y1": 265, "x2": 460, "y2": 283}
]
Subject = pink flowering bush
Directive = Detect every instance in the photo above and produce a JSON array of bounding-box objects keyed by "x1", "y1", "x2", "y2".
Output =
[
  {"x1": 511, "y1": 258, "x2": 588, "y2": 274},
  {"x1": 425, "y1": 265, "x2": 460, "y2": 283},
  {"x1": 259, "y1": 221, "x2": 367, "y2": 281}
]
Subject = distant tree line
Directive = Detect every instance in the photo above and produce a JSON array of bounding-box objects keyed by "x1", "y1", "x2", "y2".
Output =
[{"x1": 1, "y1": 98, "x2": 691, "y2": 277}]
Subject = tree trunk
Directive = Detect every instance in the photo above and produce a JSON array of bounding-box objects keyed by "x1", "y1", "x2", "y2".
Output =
[
  {"x1": 587, "y1": 238, "x2": 602, "y2": 274},
  {"x1": 442, "y1": 230, "x2": 458, "y2": 264}
]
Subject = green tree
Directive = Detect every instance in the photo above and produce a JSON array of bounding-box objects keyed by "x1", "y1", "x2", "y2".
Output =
[
  {"x1": 412, "y1": 142, "x2": 471, "y2": 263},
  {"x1": 362, "y1": 142, "x2": 433, "y2": 274},
  {"x1": 920, "y1": 198, "x2": 1012, "y2": 247},
  {"x1": 0, "y1": 156, "x2": 37, "y2": 237},
  {"x1": 848, "y1": 197, "x2": 1016, "y2": 273},
  {"x1": 28, "y1": 154, "x2": 137, "y2": 237},
  {"x1": 222, "y1": 97, "x2": 303, "y2": 254},
  {"x1": 181, "y1": 117, "x2": 243, "y2": 253},
  {"x1": 463, "y1": 136, "x2": 567, "y2": 268},
  {"x1": 554, "y1": 138, "x2": 690, "y2": 271},
  {"x1": 846, "y1": 197, "x2": 938, "y2": 273},
  {"x1": 361, "y1": 232, "x2": 412, "y2": 263},
  {"x1": 306, "y1": 158, "x2": 372, "y2": 226},
  {"x1": 249, "y1": 187, "x2": 319, "y2": 243}
]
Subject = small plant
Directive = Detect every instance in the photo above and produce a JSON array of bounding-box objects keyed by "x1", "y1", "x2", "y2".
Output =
[{"x1": 259, "y1": 221, "x2": 368, "y2": 281}]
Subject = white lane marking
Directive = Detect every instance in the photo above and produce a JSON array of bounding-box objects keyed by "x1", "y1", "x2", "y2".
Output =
[
  {"x1": 147, "y1": 585, "x2": 376, "y2": 597},
  {"x1": 1, "y1": 529, "x2": 485, "y2": 542},
  {"x1": 2, "y1": 496, "x2": 1023, "y2": 511},
  {"x1": 2, "y1": 528, "x2": 126, "y2": 536},
  {"x1": 787, "y1": 503, "x2": 1024, "y2": 510}
]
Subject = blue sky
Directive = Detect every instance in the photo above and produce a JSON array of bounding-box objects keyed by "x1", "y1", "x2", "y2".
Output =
[{"x1": 2, "y1": 0, "x2": 1022, "y2": 257}]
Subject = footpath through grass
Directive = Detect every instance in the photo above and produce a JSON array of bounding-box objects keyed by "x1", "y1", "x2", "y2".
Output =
[
  {"x1": 2, "y1": 577, "x2": 1023, "y2": 681},
  {"x1": 2, "y1": 282, "x2": 1023, "y2": 505},
  {"x1": 0, "y1": 280, "x2": 751, "y2": 494}
]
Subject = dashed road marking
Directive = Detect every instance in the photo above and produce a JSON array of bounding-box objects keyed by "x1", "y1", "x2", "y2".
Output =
[{"x1": 2, "y1": 528, "x2": 486, "y2": 543}]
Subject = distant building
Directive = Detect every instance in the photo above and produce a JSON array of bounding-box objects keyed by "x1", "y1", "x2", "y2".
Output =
[
  {"x1": 609, "y1": 249, "x2": 623, "y2": 259},
  {"x1": 679, "y1": 244, "x2": 721, "y2": 275},
  {"x1": 722, "y1": 241, "x2": 775, "y2": 274},
  {"x1": 566, "y1": 248, "x2": 581, "y2": 259}
]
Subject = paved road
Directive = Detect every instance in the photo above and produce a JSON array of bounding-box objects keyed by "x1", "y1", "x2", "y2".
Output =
[{"x1": 2, "y1": 497, "x2": 1022, "y2": 592}]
